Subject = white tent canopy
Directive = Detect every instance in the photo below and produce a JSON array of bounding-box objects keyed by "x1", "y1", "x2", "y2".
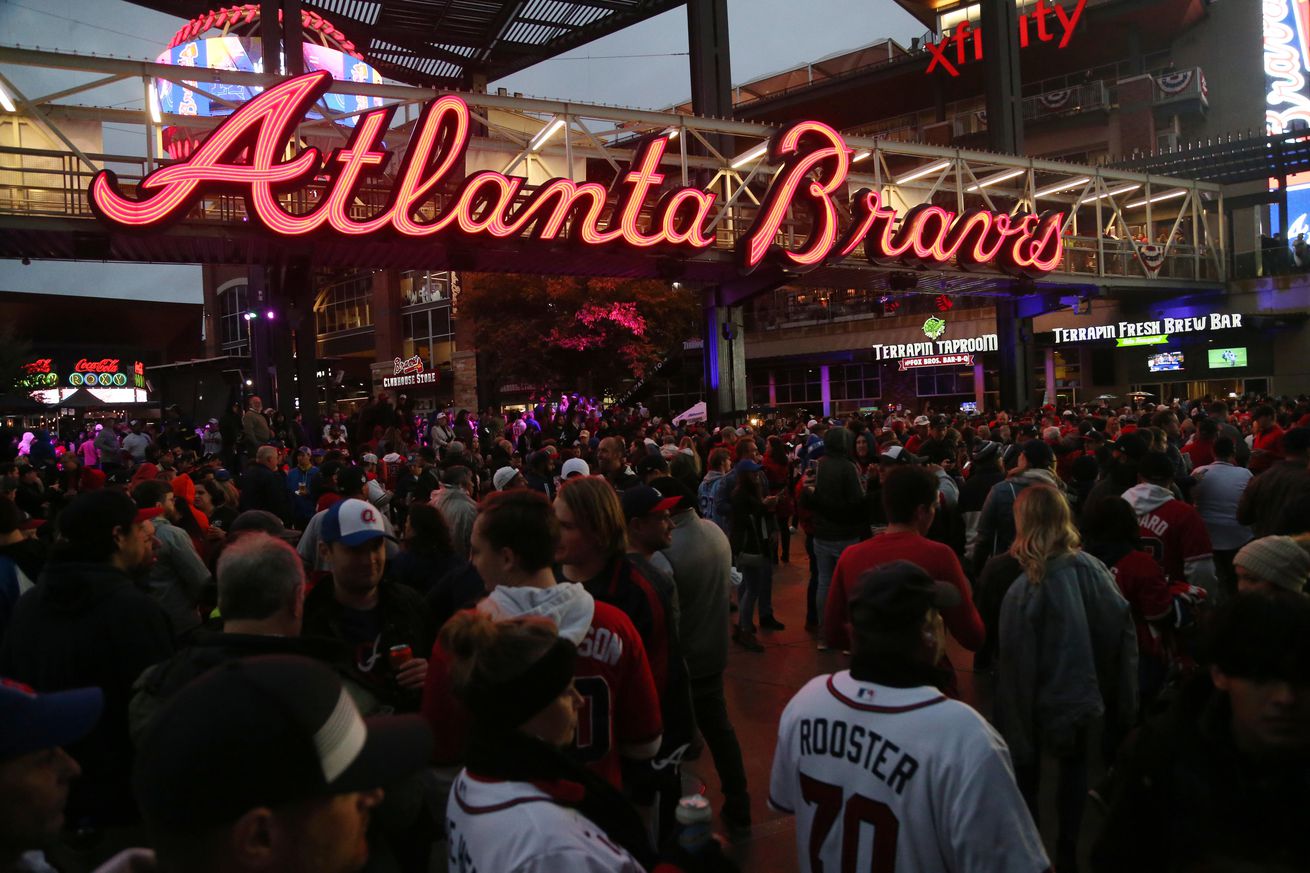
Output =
[{"x1": 673, "y1": 401, "x2": 707, "y2": 425}]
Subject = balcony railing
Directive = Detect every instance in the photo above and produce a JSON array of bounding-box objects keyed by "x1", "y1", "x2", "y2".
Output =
[{"x1": 1022, "y1": 81, "x2": 1110, "y2": 122}]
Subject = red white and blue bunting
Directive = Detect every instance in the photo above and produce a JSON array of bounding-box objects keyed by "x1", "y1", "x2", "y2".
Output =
[
  {"x1": 1038, "y1": 88, "x2": 1074, "y2": 111},
  {"x1": 1134, "y1": 242, "x2": 1166, "y2": 278},
  {"x1": 1157, "y1": 70, "x2": 1194, "y2": 96}
]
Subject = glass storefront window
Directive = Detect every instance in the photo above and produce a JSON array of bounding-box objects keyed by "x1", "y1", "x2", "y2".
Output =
[
  {"x1": 916, "y1": 366, "x2": 974, "y2": 396},
  {"x1": 401, "y1": 307, "x2": 455, "y2": 370},
  {"x1": 399, "y1": 270, "x2": 454, "y2": 306},
  {"x1": 315, "y1": 275, "x2": 373, "y2": 335},
  {"x1": 218, "y1": 281, "x2": 249, "y2": 356}
]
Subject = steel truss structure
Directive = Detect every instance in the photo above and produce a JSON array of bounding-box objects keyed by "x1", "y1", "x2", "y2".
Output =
[{"x1": 0, "y1": 45, "x2": 1225, "y2": 292}]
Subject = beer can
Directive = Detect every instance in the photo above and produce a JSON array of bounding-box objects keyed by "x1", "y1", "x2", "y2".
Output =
[
  {"x1": 388, "y1": 644, "x2": 413, "y2": 669},
  {"x1": 675, "y1": 794, "x2": 713, "y2": 853}
]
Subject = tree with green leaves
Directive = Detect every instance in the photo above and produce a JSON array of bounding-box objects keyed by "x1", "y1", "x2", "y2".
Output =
[{"x1": 457, "y1": 273, "x2": 699, "y2": 400}]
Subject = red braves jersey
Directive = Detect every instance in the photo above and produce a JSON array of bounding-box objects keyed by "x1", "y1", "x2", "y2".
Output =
[
  {"x1": 1108, "y1": 549, "x2": 1173, "y2": 659},
  {"x1": 1136, "y1": 499, "x2": 1213, "y2": 585},
  {"x1": 421, "y1": 602, "x2": 661, "y2": 790}
]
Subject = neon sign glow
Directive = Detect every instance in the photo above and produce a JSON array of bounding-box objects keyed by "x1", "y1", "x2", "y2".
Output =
[
  {"x1": 899, "y1": 353, "x2": 974, "y2": 371},
  {"x1": 89, "y1": 72, "x2": 1064, "y2": 278},
  {"x1": 926, "y1": 0, "x2": 1085, "y2": 77},
  {"x1": 873, "y1": 333, "x2": 998, "y2": 361},
  {"x1": 1052, "y1": 312, "x2": 1242, "y2": 344},
  {"x1": 1263, "y1": 0, "x2": 1310, "y2": 134}
]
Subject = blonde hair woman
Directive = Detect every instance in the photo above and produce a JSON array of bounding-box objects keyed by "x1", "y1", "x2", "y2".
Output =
[
  {"x1": 1009, "y1": 483, "x2": 1081, "y2": 585},
  {"x1": 995, "y1": 484, "x2": 1137, "y2": 872}
]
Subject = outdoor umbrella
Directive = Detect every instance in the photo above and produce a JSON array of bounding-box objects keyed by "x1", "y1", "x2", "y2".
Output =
[
  {"x1": 673, "y1": 401, "x2": 707, "y2": 425},
  {"x1": 0, "y1": 393, "x2": 51, "y2": 413},
  {"x1": 55, "y1": 388, "x2": 106, "y2": 410}
]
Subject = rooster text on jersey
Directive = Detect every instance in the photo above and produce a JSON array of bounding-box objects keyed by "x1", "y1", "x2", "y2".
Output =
[{"x1": 798, "y1": 717, "x2": 921, "y2": 795}]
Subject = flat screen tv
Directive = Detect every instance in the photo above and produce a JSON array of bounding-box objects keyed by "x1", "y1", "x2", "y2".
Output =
[
  {"x1": 960, "y1": 401, "x2": 978, "y2": 414},
  {"x1": 1147, "y1": 351, "x2": 1184, "y2": 372},
  {"x1": 1208, "y1": 347, "x2": 1248, "y2": 368}
]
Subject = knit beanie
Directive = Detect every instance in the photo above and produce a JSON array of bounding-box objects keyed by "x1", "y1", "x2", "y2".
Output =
[{"x1": 1234, "y1": 536, "x2": 1310, "y2": 593}]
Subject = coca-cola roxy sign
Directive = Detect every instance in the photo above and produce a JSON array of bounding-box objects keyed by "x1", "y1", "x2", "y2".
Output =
[{"x1": 89, "y1": 72, "x2": 1063, "y2": 278}]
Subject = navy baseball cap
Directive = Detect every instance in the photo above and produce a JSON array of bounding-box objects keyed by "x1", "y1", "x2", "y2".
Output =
[
  {"x1": 1110, "y1": 432, "x2": 1148, "y2": 460},
  {"x1": 850, "y1": 561, "x2": 961, "y2": 632},
  {"x1": 0, "y1": 679, "x2": 103, "y2": 760},
  {"x1": 321, "y1": 498, "x2": 394, "y2": 546},
  {"x1": 646, "y1": 476, "x2": 696, "y2": 512},
  {"x1": 134, "y1": 655, "x2": 432, "y2": 828},
  {"x1": 621, "y1": 485, "x2": 681, "y2": 520}
]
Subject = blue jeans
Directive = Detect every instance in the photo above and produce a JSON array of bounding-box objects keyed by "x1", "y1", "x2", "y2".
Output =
[
  {"x1": 737, "y1": 557, "x2": 773, "y2": 631},
  {"x1": 814, "y1": 537, "x2": 860, "y2": 636}
]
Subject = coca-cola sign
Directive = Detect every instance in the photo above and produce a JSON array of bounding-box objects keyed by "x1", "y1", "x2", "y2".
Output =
[
  {"x1": 75, "y1": 358, "x2": 122, "y2": 373},
  {"x1": 88, "y1": 72, "x2": 1064, "y2": 279}
]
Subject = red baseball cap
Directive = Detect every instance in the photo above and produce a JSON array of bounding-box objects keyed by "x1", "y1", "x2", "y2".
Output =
[{"x1": 135, "y1": 507, "x2": 164, "y2": 525}]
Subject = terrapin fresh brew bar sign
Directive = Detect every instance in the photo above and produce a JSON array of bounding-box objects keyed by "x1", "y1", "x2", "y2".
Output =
[
  {"x1": 88, "y1": 72, "x2": 1065, "y2": 279},
  {"x1": 1050, "y1": 312, "x2": 1243, "y2": 345}
]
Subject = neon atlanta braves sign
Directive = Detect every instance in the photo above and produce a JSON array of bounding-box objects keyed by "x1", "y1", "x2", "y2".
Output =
[{"x1": 89, "y1": 71, "x2": 1063, "y2": 277}]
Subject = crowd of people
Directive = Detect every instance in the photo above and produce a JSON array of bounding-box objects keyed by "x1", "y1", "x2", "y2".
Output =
[{"x1": 1, "y1": 388, "x2": 1309, "y2": 873}]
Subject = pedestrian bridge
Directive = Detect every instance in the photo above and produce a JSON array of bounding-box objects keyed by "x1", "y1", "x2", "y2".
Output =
[{"x1": 0, "y1": 45, "x2": 1225, "y2": 295}]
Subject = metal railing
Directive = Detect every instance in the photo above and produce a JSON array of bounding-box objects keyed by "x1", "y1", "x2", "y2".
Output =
[{"x1": 0, "y1": 45, "x2": 1227, "y2": 285}]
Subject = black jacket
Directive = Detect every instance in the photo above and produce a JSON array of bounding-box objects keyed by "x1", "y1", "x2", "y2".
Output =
[
  {"x1": 1092, "y1": 675, "x2": 1310, "y2": 872},
  {"x1": 301, "y1": 576, "x2": 434, "y2": 712},
  {"x1": 386, "y1": 548, "x2": 466, "y2": 597},
  {"x1": 129, "y1": 631, "x2": 381, "y2": 744},
  {"x1": 802, "y1": 428, "x2": 868, "y2": 541},
  {"x1": 0, "y1": 559, "x2": 175, "y2": 827},
  {"x1": 238, "y1": 462, "x2": 293, "y2": 525}
]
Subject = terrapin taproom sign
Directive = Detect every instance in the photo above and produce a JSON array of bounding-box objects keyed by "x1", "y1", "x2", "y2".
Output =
[{"x1": 89, "y1": 72, "x2": 1064, "y2": 278}]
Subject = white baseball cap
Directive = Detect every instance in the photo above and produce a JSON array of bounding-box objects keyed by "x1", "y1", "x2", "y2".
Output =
[
  {"x1": 492, "y1": 466, "x2": 519, "y2": 490},
  {"x1": 913, "y1": 415, "x2": 931, "y2": 426},
  {"x1": 361, "y1": 452, "x2": 379, "y2": 464},
  {"x1": 561, "y1": 457, "x2": 590, "y2": 479},
  {"x1": 321, "y1": 499, "x2": 393, "y2": 546}
]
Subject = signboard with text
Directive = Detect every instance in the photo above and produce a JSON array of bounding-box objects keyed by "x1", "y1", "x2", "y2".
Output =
[
  {"x1": 88, "y1": 72, "x2": 1065, "y2": 281},
  {"x1": 899, "y1": 353, "x2": 974, "y2": 371},
  {"x1": 20, "y1": 355, "x2": 146, "y2": 391},
  {"x1": 1051, "y1": 312, "x2": 1242, "y2": 344},
  {"x1": 873, "y1": 333, "x2": 997, "y2": 361},
  {"x1": 381, "y1": 354, "x2": 437, "y2": 389}
]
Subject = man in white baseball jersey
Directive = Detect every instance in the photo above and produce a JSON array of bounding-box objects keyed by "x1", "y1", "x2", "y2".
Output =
[{"x1": 770, "y1": 561, "x2": 1050, "y2": 873}]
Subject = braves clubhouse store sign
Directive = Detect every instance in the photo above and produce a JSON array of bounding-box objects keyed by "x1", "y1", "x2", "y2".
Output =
[{"x1": 89, "y1": 72, "x2": 1065, "y2": 278}]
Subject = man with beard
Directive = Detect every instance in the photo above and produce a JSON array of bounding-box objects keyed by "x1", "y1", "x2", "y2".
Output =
[
  {"x1": 132, "y1": 480, "x2": 211, "y2": 640},
  {"x1": 98, "y1": 656, "x2": 431, "y2": 873},
  {"x1": 596, "y1": 437, "x2": 639, "y2": 492},
  {"x1": 0, "y1": 491, "x2": 173, "y2": 831}
]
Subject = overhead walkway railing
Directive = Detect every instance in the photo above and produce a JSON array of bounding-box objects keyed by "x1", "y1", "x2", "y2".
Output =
[{"x1": 0, "y1": 45, "x2": 1225, "y2": 285}]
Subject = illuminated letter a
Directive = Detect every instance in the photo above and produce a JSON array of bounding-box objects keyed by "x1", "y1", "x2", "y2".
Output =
[{"x1": 89, "y1": 72, "x2": 331, "y2": 230}]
